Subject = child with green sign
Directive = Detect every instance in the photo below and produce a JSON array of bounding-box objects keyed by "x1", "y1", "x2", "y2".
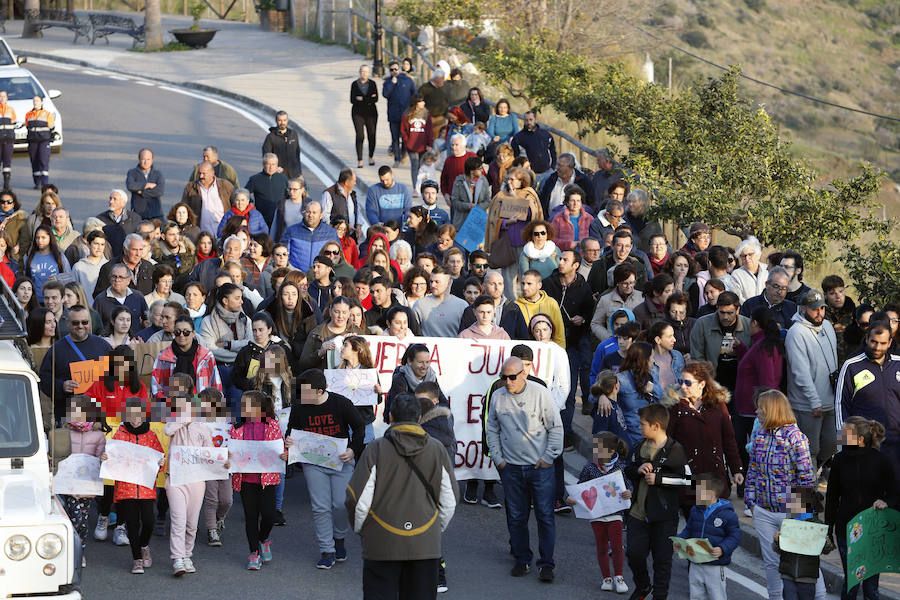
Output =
[{"x1": 774, "y1": 486, "x2": 835, "y2": 600}]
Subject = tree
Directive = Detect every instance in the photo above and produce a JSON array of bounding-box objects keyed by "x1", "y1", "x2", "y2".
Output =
[
  {"x1": 145, "y1": 0, "x2": 164, "y2": 50},
  {"x1": 22, "y1": 0, "x2": 41, "y2": 38},
  {"x1": 841, "y1": 237, "x2": 900, "y2": 308}
]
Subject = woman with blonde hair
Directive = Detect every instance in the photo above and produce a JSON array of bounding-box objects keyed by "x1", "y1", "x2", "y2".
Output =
[
  {"x1": 665, "y1": 360, "x2": 742, "y2": 513},
  {"x1": 744, "y1": 389, "x2": 818, "y2": 600},
  {"x1": 485, "y1": 165, "x2": 543, "y2": 300}
]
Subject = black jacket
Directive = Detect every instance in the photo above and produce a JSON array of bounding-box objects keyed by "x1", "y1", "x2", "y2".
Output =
[
  {"x1": 775, "y1": 517, "x2": 834, "y2": 583},
  {"x1": 125, "y1": 165, "x2": 166, "y2": 220},
  {"x1": 538, "y1": 169, "x2": 595, "y2": 216},
  {"x1": 542, "y1": 271, "x2": 594, "y2": 346},
  {"x1": 245, "y1": 171, "x2": 289, "y2": 227},
  {"x1": 96, "y1": 209, "x2": 142, "y2": 259},
  {"x1": 420, "y1": 406, "x2": 456, "y2": 460},
  {"x1": 624, "y1": 437, "x2": 691, "y2": 523},
  {"x1": 824, "y1": 446, "x2": 898, "y2": 529},
  {"x1": 458, "y1": 299, "x2": 529, "y2": 340},
  {"x1": 95, "y1": 259, "x2": 155, "y2": 296},
  {"x1": 232, "y1": 339, "x2": 291, "y2": 392},
  {"x1": 262, "y1": 127, "x2": 302, "y2": 179},
  {"x1": 350, "y1": 79, "x2": 379, "y2": 117}
]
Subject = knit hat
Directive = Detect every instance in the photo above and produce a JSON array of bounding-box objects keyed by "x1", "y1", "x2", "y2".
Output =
[{"x1": 313, "y1": 255, "x2": 334, "y2": 269}]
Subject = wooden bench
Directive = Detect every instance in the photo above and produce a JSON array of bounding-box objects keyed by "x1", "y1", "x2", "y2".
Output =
[
  {"x1": 25, "y1": 9, "x2": 92, "y2": 44},
  {"x1": 89, "y1": 14, "x2": 145, "y2": 47}
]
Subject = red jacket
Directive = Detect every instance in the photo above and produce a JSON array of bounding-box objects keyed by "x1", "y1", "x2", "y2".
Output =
[
  {"x1": 111, "y1": 423, "x2": 164, "y2": 502},
  {"x1": 340, "y1": 235, "x2": 359, "y2": 269},
  {"x1": 0, "y1": 258, "x2": 14, "y2": 288},
  {"x1": 86, "y1": 379, "x2": 149, "y2": 421},
  {"x1": 229, "y1": 418, "x2": 283, "y2": 491},
  {"x1": 550, "y1": 208, "x2": 594, "y2": 251}
]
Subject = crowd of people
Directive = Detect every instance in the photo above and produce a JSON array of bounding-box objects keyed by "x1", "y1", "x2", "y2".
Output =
[{"x1": 16, "y1": 79, "x2": 900, "y2": 600}]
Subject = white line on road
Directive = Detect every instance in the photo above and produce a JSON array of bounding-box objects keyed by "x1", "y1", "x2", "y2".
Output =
[
  {"x1": 27, "y1": 58, "x2": 77, "y2": 71},
  {"x1": 107, "y1": 75, "x2": 130, "y2": 81},
  {"x1": 134, "y1": 81, "x2": 156, "y2": 87},
  {"x1": 726, "y1": 567, "x2": 769, "y2": 598}
]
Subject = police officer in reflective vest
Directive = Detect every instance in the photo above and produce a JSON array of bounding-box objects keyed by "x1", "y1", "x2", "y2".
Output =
[
  {"x1": 0, "y1": 91, "x2": 17, "y2": 190},
  {"x1": 25, "y1": 95, "x2": 55, "y2": 190}
]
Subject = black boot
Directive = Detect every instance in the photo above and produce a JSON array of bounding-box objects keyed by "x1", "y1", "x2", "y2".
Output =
[{"x1": 2, "y1": 172, "x2": 9, "y2": 190}]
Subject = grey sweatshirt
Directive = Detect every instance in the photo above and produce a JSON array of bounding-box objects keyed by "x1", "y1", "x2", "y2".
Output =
[
  {"x1": 414, "y1": 294, "x2": 468, "y2": 338},
  {"x1": 486, "y1": 380, "x2": 563, "y2": 466},
  {"x1": 785, "y1": 312, "x2": 838, "y2": 412}
]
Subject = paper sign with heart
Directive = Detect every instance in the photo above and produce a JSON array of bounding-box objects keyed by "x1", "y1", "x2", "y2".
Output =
[
  {"x1": 565, "y1": 470, "x2": 631, "y2": 520},
  {"x1": 581, "y1": 486, "x2": 598, "y2": 510}
]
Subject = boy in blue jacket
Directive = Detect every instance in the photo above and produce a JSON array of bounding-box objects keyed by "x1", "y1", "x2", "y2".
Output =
[{"x1": 677, "y1": 473, "x2": 742, "y2": 600}]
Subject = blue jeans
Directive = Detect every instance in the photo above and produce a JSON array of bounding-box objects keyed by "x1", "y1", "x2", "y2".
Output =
[
  {"x1": 409, "y1": 151, "x2": 423, "y2": 188},
  {"x1": 563, "y1": 336, "x2": 592, "y2": 434},
  {"x1": 499, "y1": 463, "x2": 555, "y2": 568},
  {"x1": 216, "y1": 364, "x2": 241, "y2": 418},
  {"x1": 275, "y1": 478, "x2": 285, "y2": 511},
  {"x1": 783, "y1": 578, "x2": 816, "y2": 600},
  {"x1": 837, "y1": 526, "x2": 880, "y2": 600},
  {"x1": 389, "y1": 119, "x2": 404, "y2": 159}
]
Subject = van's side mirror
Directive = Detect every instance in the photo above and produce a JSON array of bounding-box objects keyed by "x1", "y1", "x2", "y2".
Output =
[{"x1": 16, "y1": 56, "x2": 26, "y2": 65}]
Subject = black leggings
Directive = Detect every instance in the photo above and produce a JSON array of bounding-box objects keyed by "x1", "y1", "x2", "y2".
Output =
[
  {"x1": 352, "y1": 111, "x2": 378, "y2": 161},
  {"x1": 99, "y1": 485, "x2": 114, "y2": 516},
  {"x1": 117, "y1": 499, "x2": 155, "y2": 560},
  {"x1": 240, "y1": 483, "x2": 276, "y2": 554}
]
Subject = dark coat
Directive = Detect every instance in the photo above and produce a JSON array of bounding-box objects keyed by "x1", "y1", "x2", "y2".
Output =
[
  {"x1": 95, "y1": 259, "x2": 155, "y2": 296},
  {"x1": 538, "y1": 169, "x2": 595, "y2": 216},
  {"x1": 96, "y1": 209, "x2": 142, "y2": 259},
  {"x1": 624, "y1": 437, "x2": 691, "y2": 522},
  {"x1": 678, "y1": 500, "x2": 742, "y2": 566},
  {"x1": 420, "y1": 406, "x2": 456, "y2": 460},
  {"x1": 245, "y1": 171, "x2": 289, "y2": 227},
  {"x1": 382, "y1": 73, "x2": 417, "y2": 122},
  {"x1": 541, "y1": 271, "x2": 594, "y2": 346},
  {"x1": 262, "y1": 127, "x2": 303, "y2": 179},
  {"x1": 125, "y1": 165, "x2": 166, "y2": 220},
  {"x1": 457, "y1": 298, "x2": 528, "y2": 340},
  {"x1": 824, "y1": 446, "x2": 898, "y2": 529}
]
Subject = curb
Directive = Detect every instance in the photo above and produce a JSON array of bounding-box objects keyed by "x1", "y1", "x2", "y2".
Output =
[
  {"x1": 568, "y1": 417, "x2": 900, "y2": 598},
  {"x1": 16, "y1": 48, "x2": 367, "y2": 193}
]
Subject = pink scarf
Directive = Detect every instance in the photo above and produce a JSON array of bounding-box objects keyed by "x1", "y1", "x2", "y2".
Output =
[{"x1": 68, "y1": 422, "x2": 93, "y2": 433}]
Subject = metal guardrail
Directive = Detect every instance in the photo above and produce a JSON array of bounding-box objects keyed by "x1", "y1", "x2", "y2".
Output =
[{"x1": 339, "y1": 6, "x2": 600, "y2": 168}]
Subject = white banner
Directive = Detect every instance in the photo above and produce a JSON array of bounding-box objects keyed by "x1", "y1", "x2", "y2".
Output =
[
  {"x1": 565, "y1": 471, "x2": 631, "y2": 520},
  {"x1": 100, "y1": 439, "x2": 164, "y2": 489},
  {"x1": 324, "y1": 368, "x2": 380, "y2": 406},
  {"x1": 227, "y1": 439, "x2": 286, "y2": 474},
  {"x1": 331, "y1": 336, "x2": 570, "y2": 481},
  {"x1": 288, "y1": 429, "x2": 348, "y2": 471},
  {"x1": 168, "y1": 445, "x2": 230, "y2": 486},
  {"x1": 54, "y1": 454, "x2": 103, "y2": 496}
]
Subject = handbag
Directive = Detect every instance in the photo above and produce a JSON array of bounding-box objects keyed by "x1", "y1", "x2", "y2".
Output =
[{"x1": 488, "y1": 233, "x2": 517, "y2": 268}]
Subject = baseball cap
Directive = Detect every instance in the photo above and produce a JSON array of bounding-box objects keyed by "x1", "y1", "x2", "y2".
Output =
[{"x1": 800, "y1": 289, "x2": 826, "y2": 310}]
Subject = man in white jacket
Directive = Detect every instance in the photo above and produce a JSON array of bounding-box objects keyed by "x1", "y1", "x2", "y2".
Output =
[{"x1": 785, "y1": 289, "x2": 838, "y2": 471}]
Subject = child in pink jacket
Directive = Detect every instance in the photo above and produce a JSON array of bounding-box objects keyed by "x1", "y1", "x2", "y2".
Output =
[{"x1": 164, "y1": 374, "x2": 216, "y2": 577}]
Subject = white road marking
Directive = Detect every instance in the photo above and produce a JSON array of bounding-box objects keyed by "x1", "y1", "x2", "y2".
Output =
[
  {"x1": 27, "y1": 58, "x2": 77, "y2": 71},
  {"x1": 726, "y1": 567, "x2": 769, "y2": 598},
  {"x1": 107, "y1": 75, "x2": 129, "y2": 81},
  {"x1": 134, "y1": 81, "x2": 155, "y2": 87}
]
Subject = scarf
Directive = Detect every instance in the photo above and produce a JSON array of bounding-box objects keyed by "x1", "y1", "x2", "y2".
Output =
[
  {"x1": 187, "y1": 305, "x2": 206, "y2": 320},
  {"x1": 522, "y1": 240, "x2": 559, "y2": 260},
  {"x1": 0, "y1": 207, "x2": 14, "y2": 220},
  {"x1": 171, "y1": 338, "x2": 199, "y2": 377},
  {"x1": 68, "y1": 422, "x2": 93, "y2": 433},
  {"x1": 232, "y1": 203, "x2": 254, "y2": 218},
  {"x1": 197, "y1": 250, "x2": 217, "y2": 263},
  {"x1": 599, "y1": 454, "x2": 619, "y2": 474},
  {"x1": 123, "y1": 420, "x2": 150, "y2": 435},
  {"x1": 649, "y1": 253, "x2": 669, "y2": 275},
  {"x1": 216, "y1": 303, "x2": 241, "y2": 324},
  {"x1": 399, "y1": 363, "x2": 437, "y2": 390}
]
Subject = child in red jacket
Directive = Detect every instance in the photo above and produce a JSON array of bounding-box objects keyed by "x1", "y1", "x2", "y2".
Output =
[{"x1": 102, "y1": 397, "x2": 164, "y2": 574}]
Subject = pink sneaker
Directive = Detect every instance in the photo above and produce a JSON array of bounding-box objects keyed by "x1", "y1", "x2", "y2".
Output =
[{"x1": 247, "y1": 551, "x2": 261, "y2": 570}]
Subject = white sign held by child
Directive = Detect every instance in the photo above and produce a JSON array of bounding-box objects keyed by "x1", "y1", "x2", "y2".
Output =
[
  {"x1": 288, "y1": 429, "x2": 348, "y2": 471},
  {"x1": 779, "y1": 519, "x2": 829, "y2": 556},
  {"x1": 227, "y1": 439, "x2": 285, "y2": 474},
  {"x1": 565, "y1": 470, "x2": 631, "y2": 519},
  {"x1": 168, "y1": 446, "x2": 229, "y2": 486},
  {"x1": 54, "y1": 454, "x2": 103, "y2": 496},
  {"x1": 100, "y1": 439, "x2": 164, "y2": 489},
  {"x1": 324, "y1": 369, "x2": 379, "y2": 406}
]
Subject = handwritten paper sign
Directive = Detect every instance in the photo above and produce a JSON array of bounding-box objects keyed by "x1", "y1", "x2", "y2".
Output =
[
  {"x1": 565, "y1": 470, "x2": 630, "y2": 519},
  {"x1": 779, "y1": 519, "x2": 829, "y2": 556},
  {"x1": 168, "y1": 446, "x2": 229, "y2": 486},
  {"x1": 288, "y1": 429, "x2": 348, "y2": 471},
  {"x1": 455, "y1": 204, "x2": 488, "y2": 252},
  {"x1": 671, "y1": 537, "x2": 718, "y2": 564},
  {"x1": 209, "y1": 419, "x2": 232, "y2": 448},
  {"x1": 846, "y1": 507, "x2": 900, "y2": 590},
  {"x1": 325, "y1": 369, "x2": 379, "y2": 406},
  {"x1": 100, "y1": 439, "x2": 163, "y2": 489},
  {"x1": 70, "y1": 357, "x2": 109, "y2": 393},
  {"x1": 227, "y1": 439, "x2": 285, "y2": 474},
  {"x1": 54, "y1": 454, "x2": 103, "y2": 496},
  {"x1": 496, "y1": 193, "x2": 531, "y2": 220}
]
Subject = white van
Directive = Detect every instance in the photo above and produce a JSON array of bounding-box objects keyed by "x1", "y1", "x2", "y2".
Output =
[{"x1": 0, "y1": 282, "x2": 80, "y2": 598}]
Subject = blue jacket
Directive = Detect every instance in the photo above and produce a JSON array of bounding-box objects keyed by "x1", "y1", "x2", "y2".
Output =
[
  {"x1": 590, "y1": 307, "x2": 636, "y2": 384},
  {"x1": 650, "y1": 349, "x2": 685, "y2": 396},
  {"x1": 836, "y1": 351, "x2": 900, "y2": 445},
  {"x1": 616, "y1": 370, "x2": 661, "y2": 450},
  {"x1": 382, "y1": 73, "x2": 417, "y2": 122},
  {"x1": 678, "y1": 499, "x2": 741, "y2": 566},
  {"x1": 281, "y1": 221, "x2": 339, "y2": 272},
  {"x1": 510, "y1": 125, "x2": 556, "y2": 174},
  {"x1": 366, "y1": 182, "x2": 412, "y2": 225},
  {"x1": 216, "y1": 207, "x2": 269, "y2": 238},
  {"x1": 125, "y1": 165, "x2": 166, "y2": 219}
]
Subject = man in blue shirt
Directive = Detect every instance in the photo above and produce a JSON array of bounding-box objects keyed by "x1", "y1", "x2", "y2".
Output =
[{"x1": 366, "y1": 165, "x2": 412, "y2": 226}]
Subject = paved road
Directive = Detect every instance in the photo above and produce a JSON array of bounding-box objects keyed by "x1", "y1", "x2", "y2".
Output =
[
  {"x1": 28, "y1": 59, "x2": 797, "y2": 600},
  {"x1": 12, "y1": 63, "x2": 326, "y2": 228}
]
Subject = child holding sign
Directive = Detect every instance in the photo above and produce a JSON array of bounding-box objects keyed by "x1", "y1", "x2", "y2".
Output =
[
  {"x1": 566, "y1": 431, "x2": 632, "y2": 594},
  {"x1": 102, "y1": 397, "x2": 164, "y2": 574},
  {"x1": 825, "y1": 417, "x2": 897, "y2": 600},
  {"x1": 675, "y1": 473, "x2": 741, "y2": 600},
  {"x1": 165, "y1": 374, "x2": 217, "y2": 577},
  {"x1": 774, "y1": 486, "x2": 835, "y2": 600}
]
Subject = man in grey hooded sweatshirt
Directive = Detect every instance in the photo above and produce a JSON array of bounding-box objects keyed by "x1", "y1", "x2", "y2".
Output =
[{"x1": 785, "y1": 289, "x2": 838, "y2": 471}]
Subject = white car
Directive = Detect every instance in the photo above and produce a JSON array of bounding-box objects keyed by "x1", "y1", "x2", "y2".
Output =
[{"x1": 0, "y1": 67, "x2": 63, "y2": 153}]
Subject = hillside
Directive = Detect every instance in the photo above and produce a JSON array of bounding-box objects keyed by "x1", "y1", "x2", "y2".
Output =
[{"x1": 642, "y1": 0, "x2": 899, "y2": 213}]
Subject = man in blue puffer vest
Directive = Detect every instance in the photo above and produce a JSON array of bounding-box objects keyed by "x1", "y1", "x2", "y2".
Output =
[
  {"x1": 281, "y1": 200, "x2": 338, "y2": 272},
  {"x1": 676, "y1": 473, "x2": 742, "y2": 600}
]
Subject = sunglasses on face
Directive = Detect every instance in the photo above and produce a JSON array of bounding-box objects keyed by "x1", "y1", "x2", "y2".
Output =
[
  {"x1": 70, "y1": 320, "x2": 90, "y2": 326},
  {"x1": 500, "y1": 370, "x2": 522, "y2": 381},
  {"x1": 678, "y1": 379, "x2": 696, "y2": 387},
  {"x1": 472, "y1": 263, "x2": 488, "y2": 270},
  {"x1": 173, "y1": 329, "x2": 193, "y2": 337},
  {"x1": 323, "y1": 250, "x2": 340, "y2": 255},
  {"x1": 533, "y1": 230, "x2": 548, "y2": 237},
  {"x1": 0, "y1": 199, "x2": 13, "y2": 205}
]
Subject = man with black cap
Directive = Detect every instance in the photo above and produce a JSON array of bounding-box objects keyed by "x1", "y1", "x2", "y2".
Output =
[
  {"x1": 307, "y1": 255, "x2": 334, "y2": 313},
  {"x1": 785, "y1": 288, "x2": 838, "y2": 471}
]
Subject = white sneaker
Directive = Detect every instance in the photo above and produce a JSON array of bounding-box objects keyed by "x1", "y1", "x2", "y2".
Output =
[
  {"x1": 601, "y1": 577, "x2": 614, "y2": 591},
  {"x1": 81, "y1": 555, "x2": 86, "y2": 568},
  {"x1": 93, "y1": 515, "x2": 109, "y2": 541},
  {"x1": 172, "y1": 558, "x2": 186, "y2": 577},
  {"x1": 112, "y1": 525, "x2": 130, "y2": 547},
  {"x1": 216, "y1": 518, "x2": 225, "y2": 533},
  {"x1": 744, "y1": 507, "x2": 753, "y2": 518},
  {"x1": 614, "y1": 576, "x2": 628, "y2": 593},
  {"x1": 183, "y1": 557, "x2": 196, "y2": 573}
]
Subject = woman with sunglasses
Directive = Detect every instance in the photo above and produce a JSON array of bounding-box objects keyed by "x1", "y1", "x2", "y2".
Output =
[
  {"x1": 0, "y1": 189, "x2": 26, "y2": 259},
  {"x1": 665, "y1": 360, "x2": 743, "y2": 517},
  {"x1": 150, "y1": 315, "x2": 223, "y2": 399},
  {"x1": 518, "y1": 220, "x2": 559, "y2": 280}
]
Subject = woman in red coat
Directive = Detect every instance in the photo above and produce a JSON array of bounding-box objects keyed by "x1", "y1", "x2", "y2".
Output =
[
  {"x1": 85, "y1": 345, "x2": 148, "y2": 420},
  {"x1": 666, "y1": 360, "x2": 743, "y2": 515}
]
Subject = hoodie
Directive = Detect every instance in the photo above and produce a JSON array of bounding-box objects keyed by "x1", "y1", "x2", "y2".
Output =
[
  {"x1": 262, "y1": 126, "x2": 302, "y2": 178},
  {"x1": 785, "y1": 312, "x2": 838, "y2": 412},
  {"x1": 346, "y1": 423, "x2": 458, "y2": 561},
  {"x1": 515, "y1": 290, "x2": 567, "y2": 348}
]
